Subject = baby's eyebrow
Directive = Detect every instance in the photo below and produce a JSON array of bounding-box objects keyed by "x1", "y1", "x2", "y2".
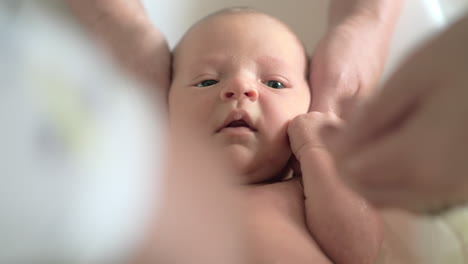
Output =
[
  {"x1": 195, "y1": 55, "x2": 227, "y2": 67},
  {"x1": 184, "y1": 56, "x2": 225, "y2": 76},
  {"x1": 256, "y1": 55, "x2": 290, "y2": 67},
  {"x1": 256, "y1": 55, "x2": 296, "y2": 75}
]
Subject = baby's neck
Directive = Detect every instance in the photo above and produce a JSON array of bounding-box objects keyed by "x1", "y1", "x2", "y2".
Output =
[{"x1": 252, "y1": 166, "x2": 294, "y2": 185}]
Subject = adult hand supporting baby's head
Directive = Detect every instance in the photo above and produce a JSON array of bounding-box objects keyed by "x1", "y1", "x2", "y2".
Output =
[
  {"x1": 67, "y1": 0, "x2": 171, "y2": 97},
  {"x1": 309, "y1": 0, "x2": 404, "y2": 116},
  {"x1": 322, "y1": 14, "x2": 468, "y2": 214}
]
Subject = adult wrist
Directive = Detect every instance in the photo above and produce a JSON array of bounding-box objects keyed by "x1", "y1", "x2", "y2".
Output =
[
  {"x1": 328, "y1": 0, "x2": 404, "y2": 29},
  {"x1": 67, "y1": 0, "x2": 170, "y2": 87}
]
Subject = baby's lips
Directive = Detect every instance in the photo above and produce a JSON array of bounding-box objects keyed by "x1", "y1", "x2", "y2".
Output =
[{"x1": 217, "y1": 109, "x2": 258, "y2": 132}]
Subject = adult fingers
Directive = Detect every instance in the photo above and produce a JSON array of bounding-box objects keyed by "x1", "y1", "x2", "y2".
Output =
[
  {"x1": 339, "y1": 13, "x2": 468, "y2": 157},
  {"x1": 341, "y1": 110, "x2": 466, "y2": 214},
  {"x1": 336, "y1": 124, "x2": 424, "y2": 210},
  {"x1": 337, "y1": 45, "x2": 435, "y2": 158},
  {"x1": 321, "y1": 119, "x2": 425, "y2": 213}
]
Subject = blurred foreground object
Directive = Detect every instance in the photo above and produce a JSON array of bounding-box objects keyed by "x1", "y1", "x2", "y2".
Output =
[
  {"x1": 0, "y1": 1, "x2": 163, "y2": 263},
  {"x1": 324, "y1": 13, "x2": 468, "y2": 214}
]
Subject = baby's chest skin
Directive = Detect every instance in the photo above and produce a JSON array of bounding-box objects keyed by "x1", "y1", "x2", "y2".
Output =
[{"x1": 244, "y1": 180, "x2": 332, "y2": 264}]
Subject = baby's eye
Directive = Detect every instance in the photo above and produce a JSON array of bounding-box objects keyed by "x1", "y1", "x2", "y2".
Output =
[
  {"x1": 264, "y1": 80, "x2": 285, "y2": 89},
  {"x1": 196, "y1": 80, "x2": 218, "y2": 87}
]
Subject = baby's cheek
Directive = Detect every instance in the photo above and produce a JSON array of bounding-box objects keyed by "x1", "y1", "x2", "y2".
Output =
[
  {"x1": 263, "y1": 123, "x2": 292, "y2": 160},
  {"x1": 291, "y1": 89, "x2": 312, "y2": 114}
]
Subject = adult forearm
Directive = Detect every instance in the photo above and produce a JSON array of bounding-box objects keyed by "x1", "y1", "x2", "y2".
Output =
[
  {"x1": 328, "y1": 0, "x2": 405, "y2": 28},
  {"x1": 68, "y1": 0, "x2": 147, "y2": 26},
  {"x1": 67, "y1": 0, "x2": 170, "y2": 93},
  {"x1": 328, "y1": 0, "x2": 405, "y2": 68},
  {"x1": 308, "y1": 0, "x2": 406, "y2": 114}
]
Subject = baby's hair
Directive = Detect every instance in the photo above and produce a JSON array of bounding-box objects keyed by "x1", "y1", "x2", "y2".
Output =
[{"x1": 171, "y1": 7, "x2": 310, "y2": 82}]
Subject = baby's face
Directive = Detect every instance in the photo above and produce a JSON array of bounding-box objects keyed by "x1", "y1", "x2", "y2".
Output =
[{"x1": 169, "y1": 12, "x2": 310, "y2": 184}]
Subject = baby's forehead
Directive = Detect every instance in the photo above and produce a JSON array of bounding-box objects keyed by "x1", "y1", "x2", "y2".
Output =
[
  {"x1": 172, "y1": 9, "x2": 308, "y2": 74},
  {"x1": 177, "y1": 9, "x2": 301, "y2": 48},
  {"x1": 195, "y1": 11, "x2": 292, "y2": 37}
]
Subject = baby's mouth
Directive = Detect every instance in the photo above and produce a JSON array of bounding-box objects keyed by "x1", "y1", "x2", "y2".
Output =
[{"x1": 217, "y1": 119, "x2": 257, "y2": 133}]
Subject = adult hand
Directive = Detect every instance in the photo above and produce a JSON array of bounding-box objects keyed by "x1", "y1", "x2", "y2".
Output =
[
  {"x1": 67, "y1": 0, "x2": 171, "y2": 95},
  {"x1": 309, "y1": 0, "x2": 404, "y2": 116},
  {"x1": 324, "y1": 14, "x2": 468, "y2": 213}
]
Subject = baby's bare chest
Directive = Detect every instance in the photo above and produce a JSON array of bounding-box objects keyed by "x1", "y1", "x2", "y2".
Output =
[{"x1": 244, "y1": 181, "x2": 332, "y2": 264}]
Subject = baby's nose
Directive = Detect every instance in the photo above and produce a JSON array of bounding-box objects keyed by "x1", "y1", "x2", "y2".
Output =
[{"x1": 220, "y1": 82, "x2": 259, "y2": 102}]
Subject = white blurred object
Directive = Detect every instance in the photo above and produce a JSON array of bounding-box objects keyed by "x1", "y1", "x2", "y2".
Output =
[
  {"x1": 0, "y1": 1, "x2": 163, "y2": 263},
  {"x1": 383, "y1": 0, "x2": 468, "y2": 81},
  {"x1": 382, "y1": 0, "x2": 446, "y2": 81},
  {"x1": 439, "y1": 0, "x2": 468, "y2": 23}
]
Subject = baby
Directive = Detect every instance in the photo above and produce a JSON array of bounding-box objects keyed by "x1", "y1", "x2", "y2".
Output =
[
  {"x1": 169, "y1": 7, "x2": 310, "y2": 184},
  {"x1": 168, "y1": 7, "x2": 382, "y2": 264}
]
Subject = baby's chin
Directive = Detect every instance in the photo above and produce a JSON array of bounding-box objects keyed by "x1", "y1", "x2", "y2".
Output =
[{"x1": 222, "y1": 144, "x2": 289, "y2": 184}]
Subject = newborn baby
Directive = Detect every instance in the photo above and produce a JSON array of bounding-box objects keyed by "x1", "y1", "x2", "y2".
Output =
[
  {"x1": 168, "y1": 7, "x2": 382, "y2": 264},
  {"x1": 169, "y1": 7, "x2": 310, "y2": 183}
]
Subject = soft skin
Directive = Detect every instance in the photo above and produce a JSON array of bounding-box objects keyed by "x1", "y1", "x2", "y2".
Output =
[
  {"x1": 310, "y1": 0, "x2": 404, "y2": 115},
  {"x1": 170, "y1": 11, "x2": 385, "y2": 264},
  {"x1": 169, "y1": 12, "x2": 310, "y2": 184},
  {"x1": 289, "y1": 112, "x2": 384, "y2": 264},
  {"x1": 68, "y1": 1, "x2": 409, "y2": 263}
]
